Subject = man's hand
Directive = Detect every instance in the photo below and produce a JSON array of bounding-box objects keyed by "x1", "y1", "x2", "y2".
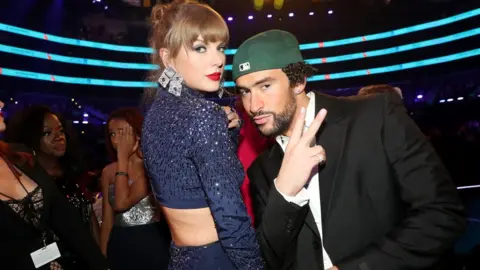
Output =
[
  {"x1": 276, "y1": 107, "x2": 328, "y2": 196},
  {"x1": 327, "y1": 267, "x2": 339, "y2": 270}
]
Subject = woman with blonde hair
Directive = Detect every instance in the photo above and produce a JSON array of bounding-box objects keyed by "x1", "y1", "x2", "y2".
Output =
[{"x1": 142, "y1": 0, "x2": 263, "y2": 269}]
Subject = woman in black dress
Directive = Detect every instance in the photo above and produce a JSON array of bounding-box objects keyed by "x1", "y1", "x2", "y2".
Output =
[
  {"x1": 0, "y1": 100, "x2": 107, "y2": 270},
  {"x1": 5, "y1": 105, "x2": 100, "y2": 268}
]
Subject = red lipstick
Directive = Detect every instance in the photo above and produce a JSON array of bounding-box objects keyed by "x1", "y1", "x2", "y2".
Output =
[{"x1": 206, "y1": 72, "x2": 221, "y2": 81}]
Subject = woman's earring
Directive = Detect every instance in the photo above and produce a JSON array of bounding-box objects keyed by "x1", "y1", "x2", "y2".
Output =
[
  {"x1": 218, "y1": 78, "x2": 225, "y2": 98},
  {"x1": 158, "y1": 67, "x2": 183, "y2": 97},
  {"x1": 158, "y1": 66, "x2": 174, "y2": 88}
]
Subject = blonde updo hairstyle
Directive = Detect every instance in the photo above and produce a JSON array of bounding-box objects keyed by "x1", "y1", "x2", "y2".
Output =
[{"x1": 143, "y1": 0, "x2": 229, "y2": 106}]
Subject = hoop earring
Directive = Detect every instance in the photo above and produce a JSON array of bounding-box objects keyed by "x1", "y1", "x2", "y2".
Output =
[{"x1": 158, "y1": 66, "x2": 184, "y2": 97}]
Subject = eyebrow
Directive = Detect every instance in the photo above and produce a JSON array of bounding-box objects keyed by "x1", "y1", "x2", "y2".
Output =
[
  {"x1": 237, "y1": 76, "x2": 276, "y2": 90},
  {"x1": 43, "y1": 125, "x2": 63, "y2": 129}
]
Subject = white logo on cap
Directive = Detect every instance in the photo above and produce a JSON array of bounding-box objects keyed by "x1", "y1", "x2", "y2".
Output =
[{"x1": 239, "y1": 62, "x2": 251, "y2": 72}]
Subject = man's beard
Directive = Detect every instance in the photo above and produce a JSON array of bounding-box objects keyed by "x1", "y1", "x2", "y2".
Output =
[{"x1": 253, "y1": 93, "x2": 297, "y2": 137}]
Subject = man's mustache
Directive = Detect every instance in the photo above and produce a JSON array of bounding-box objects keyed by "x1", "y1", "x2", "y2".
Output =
[{"x1": 250, "y1": 111, "x2": 275, "y2": 120}]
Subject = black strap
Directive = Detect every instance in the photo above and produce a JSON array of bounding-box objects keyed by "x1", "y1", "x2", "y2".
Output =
[
  {"x1": 0, "y1": 170, "x2": 52, "y2": 246},
  {"x1": 0, "y1": 171, "x2": 30, "y2": 200}
]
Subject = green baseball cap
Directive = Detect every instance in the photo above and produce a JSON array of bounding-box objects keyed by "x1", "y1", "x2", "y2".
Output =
[{"x1": 232, "y1": 30, "x2": 303, "y2": 81}]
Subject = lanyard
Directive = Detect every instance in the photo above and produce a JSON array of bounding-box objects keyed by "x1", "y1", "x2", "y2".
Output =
[{"x1": 0, "y1": 174, "x2": 49, "y2": 247}]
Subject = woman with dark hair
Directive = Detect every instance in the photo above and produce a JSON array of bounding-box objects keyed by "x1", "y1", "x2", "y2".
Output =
[
  {"x1": 0, "y1": 101, "x2": 108, "y2": 269},
  {"x1": 4, "y1": 105, "x2": 100, "y2": 268},
  {"x1": 99, "y1": 107, "x2": 170, "y2": 270}
]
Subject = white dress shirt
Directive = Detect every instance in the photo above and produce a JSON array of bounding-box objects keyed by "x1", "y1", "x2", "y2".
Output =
[{"x1": 274, "y1": 92, "x2": 334, "y2": 269}]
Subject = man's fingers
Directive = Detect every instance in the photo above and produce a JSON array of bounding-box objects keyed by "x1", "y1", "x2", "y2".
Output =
[{"x1": 302, "y1": 109, "x2": 327, "y2": 145}]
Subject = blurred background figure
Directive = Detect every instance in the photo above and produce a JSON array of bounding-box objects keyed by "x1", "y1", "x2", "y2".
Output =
[
  {"x1": 357, "y1": 84, "x2": 403, "y2": 99},
  {"x1": 99, "y1": 107, "x2": 170, "y2": 270}
]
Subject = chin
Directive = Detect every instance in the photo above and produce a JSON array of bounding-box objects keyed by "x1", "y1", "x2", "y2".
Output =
[
  {"x1": 53, "y1": 151, "x2": 66, "y2": 157},
  {"x1": 258, "y1": 123, "x2": 280, "y2": 137},
  {"x1": 257, "y1": 125, "x2": 273, "y2": 136},
  {"x1": 196, "y1": 80, "x2": 221, "y2": 92}
]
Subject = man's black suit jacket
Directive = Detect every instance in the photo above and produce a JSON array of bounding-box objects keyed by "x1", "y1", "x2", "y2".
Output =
[{"x1": 247, "y1": 92, "x2": 466, "y2": 270}]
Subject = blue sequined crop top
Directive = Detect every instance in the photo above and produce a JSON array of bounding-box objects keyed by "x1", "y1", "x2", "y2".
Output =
[{"x1": 142, "y1": 86, "x2": 263, "y2": 270}]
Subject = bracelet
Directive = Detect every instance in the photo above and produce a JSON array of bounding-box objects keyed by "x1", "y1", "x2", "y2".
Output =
[{"x1": 115, "y1": 172, "x2": 129, "y2": 178}]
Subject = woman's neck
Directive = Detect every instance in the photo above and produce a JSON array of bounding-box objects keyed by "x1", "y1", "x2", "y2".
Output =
[
  {"x1": 0, "y1": 157, "x2": 10, "y2": 178},
  {"x1": 36, "y1": 153, "x2": 62, "y2": 176}
]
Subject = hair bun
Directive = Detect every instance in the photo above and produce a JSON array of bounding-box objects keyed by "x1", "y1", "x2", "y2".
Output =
[
  {"x1": 170, "y1": 0, "x2": 191, "y2": 7},
  {"x1": 150, "y1": 4, "x2": 167, "y2": 25},
  {"x1": 151, "y1": 0, "x2": 195, "y2": 24}
]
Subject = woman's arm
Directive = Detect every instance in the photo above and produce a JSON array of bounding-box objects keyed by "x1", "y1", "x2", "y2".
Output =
[
  {"x1": 113, "y1": 125, "x2": 149, "y2": 212},
  {"x1": 113, "y1": 160, "x2": 149, "y2": 212},
  {"x1": 191, "y1": 105, "x2": 264, "y2": 270},
  {"x1": 99, "y1": 167, "x2": 114, "y2": 256}
]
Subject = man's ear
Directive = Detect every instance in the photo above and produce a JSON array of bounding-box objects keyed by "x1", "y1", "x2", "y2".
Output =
[{"x1": 293, "y1": 76, "x2": 307, "y2": 95}]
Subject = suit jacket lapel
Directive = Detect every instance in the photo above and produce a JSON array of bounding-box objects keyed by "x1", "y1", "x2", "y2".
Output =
[
  {"x1": 314, "y1": 93, "x2": 350, "y2": 237},
  {"x1": 262, "y1": 137, "x2": 322, "y2": 238},
  {"x1": 263, "y1": 144, "x2": 284, "y2": 182}
]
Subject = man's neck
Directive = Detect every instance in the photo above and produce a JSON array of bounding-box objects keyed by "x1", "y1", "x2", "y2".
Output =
[{"x1": 283, "y1": 93, "x2": 311, "y2": 138}]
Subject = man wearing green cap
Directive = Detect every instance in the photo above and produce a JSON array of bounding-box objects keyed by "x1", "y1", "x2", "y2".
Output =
[{"x1": 233, "y1": 30, "x2": 465, "y2": 270}]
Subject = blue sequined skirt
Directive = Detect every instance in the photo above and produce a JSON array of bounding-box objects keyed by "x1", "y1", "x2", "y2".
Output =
[{"x1": 168, "y1": 241, "x2": 236, "y2": 270}]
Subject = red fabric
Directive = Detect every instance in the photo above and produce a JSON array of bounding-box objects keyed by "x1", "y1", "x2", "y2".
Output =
[{"x1": 236, "y1": 105, "x2": 273, "y2": 226}]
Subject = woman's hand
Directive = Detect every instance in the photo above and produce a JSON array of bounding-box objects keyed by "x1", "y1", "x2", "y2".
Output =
[
  {"x1": 116, "y1": 125, "x2": 138, "y2": 161},
  {"x1": 223, "y1": 106, "x2": 243, "y2": 129}
]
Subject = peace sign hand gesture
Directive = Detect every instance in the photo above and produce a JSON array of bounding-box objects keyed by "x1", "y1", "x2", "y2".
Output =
[{"x1": 276, "y1": 107, "x2": 328, "y2": 197}]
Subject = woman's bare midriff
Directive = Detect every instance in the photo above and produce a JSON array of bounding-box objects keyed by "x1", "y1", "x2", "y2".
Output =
[{"x1": 162, "y1": 206, "x2": 219, "y2": 246}]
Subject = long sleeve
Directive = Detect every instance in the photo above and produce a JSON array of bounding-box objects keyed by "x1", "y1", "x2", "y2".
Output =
[
  {"x1": 248, "y1": 160, "x2": 310, "y2": 270},
  {"x1": 337, "y1": 92, "x2": 466, "y2": 270},
  {"x1": 50, "y1": 182, "x2": 108, "y2": 270},
  {"x1": 191, "y1": 106, "x2": 264, "y2": 270}
]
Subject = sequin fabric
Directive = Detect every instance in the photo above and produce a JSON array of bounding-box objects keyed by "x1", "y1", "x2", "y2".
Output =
[
  {"x1": 142, "y1": 86, "x2": 264, "y2": 270},
  {"x1": 168, "y1": 241, "x2": 237, "y2": 270},
  {"x1": 108, "y1": 183, "x2": 159, "y2": 227},
  {"x1": 55, "y1": 176, "x2": 93, "y2": 230}
]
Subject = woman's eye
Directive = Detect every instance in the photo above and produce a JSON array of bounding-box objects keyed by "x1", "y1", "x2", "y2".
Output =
[{"x1": 194, "y1": 46, "x2": 206, "y2": 53}]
